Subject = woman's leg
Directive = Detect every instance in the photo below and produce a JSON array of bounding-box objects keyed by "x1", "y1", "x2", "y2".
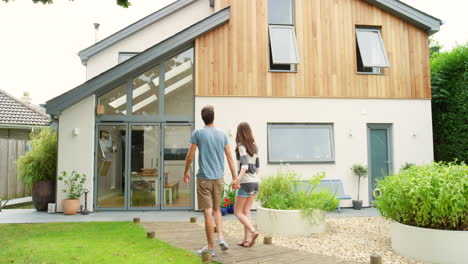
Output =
[
  {"x1": 235, "y1": 195, "x2": 256, "y2": 239},
  {"x1": 242, "y1": 194, "x2": 259, "y2": 246}
]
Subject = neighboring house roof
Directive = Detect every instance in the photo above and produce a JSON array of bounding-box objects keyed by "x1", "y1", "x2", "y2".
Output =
[
  {"x1": 78, "y1": 0, "x2": 201, "y2": 65},
  {"x1": 363, "y1": 0, "x2": 442, "y2": 35},
  {"x1": 0, "y1": 89, "x2": 50, "y2": 127},
  {"x1": 46, "y1": 6, "x2": 231, "y2": 115}
]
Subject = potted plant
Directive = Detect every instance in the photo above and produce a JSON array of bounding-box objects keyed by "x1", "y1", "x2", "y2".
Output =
[
  {"x1": 58, "y1": 170, "x2": 87, "y2": 215},
  {"x1": 351, "y1": 164, "x2": 367, "y2": 210},
  {"x1": 17, "y1": 128, "x2": 57, "y2": 211},
  {"x1": 256, "y1": 170, "x2": 338, "y2": 235},
  {"x1": 220, "y1": 197, "x2": 231, "y2": 216},
  {"x1": 224, "y1": 183, "x2": 236, "y2": 214},
  {"x1": 375, "y1": 162, "x2": 468, "y2": 263}
]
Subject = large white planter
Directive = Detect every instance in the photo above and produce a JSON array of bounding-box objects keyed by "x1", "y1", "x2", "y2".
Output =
[
  {"x1": 256, "y1": 206, "x2": 326, "y2": 235},
  {"x1": 392, "y1": 221, "x2": 468, "y2": 264}
]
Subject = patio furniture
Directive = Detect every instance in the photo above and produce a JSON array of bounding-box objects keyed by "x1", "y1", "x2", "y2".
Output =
[
  {"x1": 164, "y1": 181, "x2": 179, "y2": 205},
  {"x1": 293, "y1": 179, "x2": 352, "y2": 212}
]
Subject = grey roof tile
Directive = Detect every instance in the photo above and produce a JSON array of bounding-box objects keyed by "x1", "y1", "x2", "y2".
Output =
[{"x1": 0, "y1": 90, "x2": 50, "y2": 126}]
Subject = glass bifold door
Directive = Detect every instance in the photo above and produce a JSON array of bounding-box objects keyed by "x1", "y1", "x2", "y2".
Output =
[{"x1": 95, "y1": 123, "x2": 193, "y2": 210}]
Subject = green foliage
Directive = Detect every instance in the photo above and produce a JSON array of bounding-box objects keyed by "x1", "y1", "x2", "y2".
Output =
[
  {"x1": 351, "y1": 164, "x2": 367, "y2": 200},
  {"x1": 400, "y1": 162, "x2": 416, "y2": 172},
  {"x1": 16, "y1": 128, "x2": 57, "y2": 187},
  {"x1": 431, "y1": 44, "x2": 468, "y2": 162},
  {"x1": 58, "y1": 170, "x2": 87, "y2": 199},
  {"x1": 257, "y1": 169, "x2": 338, "y2": 212},
  {"x1": 220, "y1": 183, "x2": 235, "y2": 208},
  {"x1": 375, "y1": 162, "x2": 468, "y2": 230},
  {"x1": 2, "y1": 0, "x2": 131, "y2": 8}
]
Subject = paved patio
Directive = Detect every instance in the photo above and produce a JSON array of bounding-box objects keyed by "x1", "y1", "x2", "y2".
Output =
[{"x1": 0, "y1": 207, "x2": 379, "y2": 224}]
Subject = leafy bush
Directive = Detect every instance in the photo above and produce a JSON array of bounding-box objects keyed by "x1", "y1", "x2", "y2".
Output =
[
  {"x1": 431, "y1": 44, "x2": 467, "y2": 162},
  {"x1": 375, "y1": 162, "x2": 468, "y2": 230},
  {"x1": 17, "y1": 128, "x2": 57, "y2": 187},
  {"x1": 58, "y1": 170, "x2": 87, "y2": 199},
  {"x1": 400, "y1": 162, "x2": 416, "y2": 172},
  {"x1": 257, "y1": 169, "x2": 338, "y2": 212}
]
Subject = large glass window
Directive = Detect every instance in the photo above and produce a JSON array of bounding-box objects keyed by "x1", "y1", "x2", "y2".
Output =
[
  {"x1": 132, "y1": 65, "x2": 160, "y2": 115},
  {"x1": 356, "y1": 27, "x2": 389, "y2": 74},
  {"x1": 164, "y1": 49, "x2": 194, "y2": 115},
  {"x1": 268, "y1": 0, "x2": 299, "y2": 71},
  {"x1": 97, "y1": 47, "x2": 194, "y2": 118},
  {"x1": 97, "y1": 83, "x2": 127, "y2": 115},
  {"x1": 118, "y1": 52, "x2": 138, "y2": 64},
  {"x1": 268, "y1": 124, "x2": 335, "y2": 163}
]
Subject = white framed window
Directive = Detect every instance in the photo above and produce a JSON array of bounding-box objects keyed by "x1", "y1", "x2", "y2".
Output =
[
  {"x1": 269, "y1": 25, "x2": 300, "y2": 65},
  {"x1": 118, "y1": 52, "x2": 138, "y2": 64},
  {"x1": 268, "y1": 0, "x2": 299, "y2": 72},
  {"x1": 267, "y1": 124, "x2": 335, "y2": 163},
  {"x1": 356, "y1": 27, "x2": 389, "y2": 74}
]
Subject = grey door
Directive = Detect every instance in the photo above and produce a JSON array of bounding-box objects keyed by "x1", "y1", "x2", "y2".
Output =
[{"x1": 367, "y1": 124, "x2": 393, "y2": 202}]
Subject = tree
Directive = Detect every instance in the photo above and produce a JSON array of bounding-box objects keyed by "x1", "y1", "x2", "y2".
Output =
[
  {"x1": 2, "y1": 0, "x2": 131, "y2": 8},
  {"x1": 431, "y1": 44, "x2": 468, "y2": 162}
]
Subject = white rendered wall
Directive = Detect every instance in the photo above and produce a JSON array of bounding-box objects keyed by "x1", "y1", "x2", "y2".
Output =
[
  {"x1": 56, "y1": 95, "x2": 95, "y2": 212},
  {"x1": 85, "y1": 0, "x2": 213, "y2": 79},
  {"x1": 195, "y1": 97, "x2": 434, "y2": 207}
]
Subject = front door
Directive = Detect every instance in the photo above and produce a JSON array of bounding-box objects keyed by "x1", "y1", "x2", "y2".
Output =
[
  {"x1": 367, "y1": 124, "x2": 393, "y2": 203},
  {"x1": 95, "y1": 123, "x2": 193, "y2": 210}
]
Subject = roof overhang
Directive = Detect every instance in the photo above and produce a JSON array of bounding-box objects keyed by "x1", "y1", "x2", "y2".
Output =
[
  {"x1": 78, "y1": 0, "x2": 198, "y2": 65},
  {"x1": 363, "y1": 0, "x2": 442, "y2": 35},
  {"x1": 46, "y1": 6, "x2": 230, "y2": 115}
]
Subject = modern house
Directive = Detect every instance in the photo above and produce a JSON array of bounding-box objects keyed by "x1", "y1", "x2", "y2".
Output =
[
  {"x1": 45, "y1": 0, "x2": 441, "y2": 212},
  {"x1": 0, "y1": 89, "x2": 50, "y2": 200}
]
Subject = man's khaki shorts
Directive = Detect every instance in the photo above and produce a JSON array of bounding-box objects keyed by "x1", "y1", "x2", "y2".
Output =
[{"x1": 196, "y1": 178, "x2": 224, "y2": 210}]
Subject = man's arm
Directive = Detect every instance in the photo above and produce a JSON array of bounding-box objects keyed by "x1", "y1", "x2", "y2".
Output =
[
  {"x1": 224, "y1": 144, "x2": 238, "y2": 183},
  {"x1": 183, "y1": 143, "x2": 197, "y2": 183}
]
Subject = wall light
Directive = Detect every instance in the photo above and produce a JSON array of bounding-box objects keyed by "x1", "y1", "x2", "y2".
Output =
[{"x1": 73, "y1": 128, "x2": 80, "y2": 136}]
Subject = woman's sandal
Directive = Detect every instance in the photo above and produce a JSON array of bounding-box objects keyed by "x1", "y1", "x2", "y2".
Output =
[
  {"x1": 237, "y1": 241, "x2": 248, "y2": 247},
  {"x1": 248, "y1": 231, "x2": 259, "y2": 247}
]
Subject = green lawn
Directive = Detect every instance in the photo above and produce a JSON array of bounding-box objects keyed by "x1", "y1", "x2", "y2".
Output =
[{"x1": 0, "y1": 222, "x2": 207, "y2": 264}]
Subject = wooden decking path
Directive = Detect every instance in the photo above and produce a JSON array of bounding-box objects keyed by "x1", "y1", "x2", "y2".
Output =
[{"x1": 141, "y1": 221, "x2": 356, "y2": 264}]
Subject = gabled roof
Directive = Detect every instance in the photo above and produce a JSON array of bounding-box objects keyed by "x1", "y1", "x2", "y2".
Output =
[
  {"x1": 78, "y1": 0, "x2": 201, "y2": 65},
  {"x1": 0, "y1": 89, "x2": 50, "y2": 127},
  {"x1": 364, "y1": 0, "x2": 442, "y2": 35},
  {"x1": 46, "y1": 6, "x2": 231, "y2": 115}
]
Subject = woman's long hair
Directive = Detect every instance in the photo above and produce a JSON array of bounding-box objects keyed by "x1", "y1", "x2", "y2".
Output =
[{"x1": 235, "y1": 122, "x2": 255, "y2": 156}]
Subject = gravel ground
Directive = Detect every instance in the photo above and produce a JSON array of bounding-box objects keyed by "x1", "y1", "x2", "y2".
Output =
[{"x1": 215, "y1": 216, "x2": 428, "y2": 264}]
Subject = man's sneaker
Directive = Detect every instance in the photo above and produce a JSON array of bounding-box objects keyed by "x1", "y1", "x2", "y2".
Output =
[
  {"x1": 218, "y1": 239, "x2": 229, "y2": 251},
  {"x1": 197, "y1": 246, "x2": 215, "y2": 256}
]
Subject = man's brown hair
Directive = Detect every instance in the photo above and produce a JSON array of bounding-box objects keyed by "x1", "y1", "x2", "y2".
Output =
[{"x1": 201, "y1": 105, "x2": 214, "y2": 125}]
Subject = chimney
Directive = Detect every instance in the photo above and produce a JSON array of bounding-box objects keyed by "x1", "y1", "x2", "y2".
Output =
[
  {"x1": 21, "y1": 91, "x2": 32, "y2": 104},
  {"x1": 93, "y1": 23, "x2": 100, "y2": 43}
]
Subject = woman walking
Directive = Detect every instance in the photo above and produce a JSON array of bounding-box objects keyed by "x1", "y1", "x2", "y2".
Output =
[{"x1": 232, "y1": 122, "x2": 260, "y2": 247}]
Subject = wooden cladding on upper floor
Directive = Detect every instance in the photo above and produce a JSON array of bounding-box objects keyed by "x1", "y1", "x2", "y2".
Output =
[{"x1": 195, "y1": 0, "x2": 431, "y2": 99}]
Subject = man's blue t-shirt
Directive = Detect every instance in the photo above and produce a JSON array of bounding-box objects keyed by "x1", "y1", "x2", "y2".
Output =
[{"x1": 190, "y1": 126, "x2": 228, "y2": 180}]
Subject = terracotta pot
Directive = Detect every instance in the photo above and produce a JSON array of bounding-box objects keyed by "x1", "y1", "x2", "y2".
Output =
[
  {"x1": 32, "y1": 180, "x2": 56, "y2": 211},
  {"x1": 62, "y1": 199, "x2": 80, "y2": 215}
]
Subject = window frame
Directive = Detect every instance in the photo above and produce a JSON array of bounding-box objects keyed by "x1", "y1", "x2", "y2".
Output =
[
  {"x1": 268, "y1": 25, "x2": 301, "y2": 65},
  {"x1": 96, "y1": 44, "x2": 195, "y2": 123},
  {"x1": 355, "y1": 27, "x2": 390, "y2": 74},
  {"x1": 267, "y1": 123, "x2": 336, "y2": 164},
  {"x1": 268, "y1": 0, "x2": 298, "y2": 72}
]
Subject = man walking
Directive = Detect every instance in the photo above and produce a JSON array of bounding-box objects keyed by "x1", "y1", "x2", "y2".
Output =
[{"x1": 183, "y1": 105, "x2": 238, "y2": 256}]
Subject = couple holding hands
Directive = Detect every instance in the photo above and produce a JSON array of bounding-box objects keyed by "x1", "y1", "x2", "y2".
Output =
[{"x1": 183, "y1": 105, "x2": 260, "y2": 256}]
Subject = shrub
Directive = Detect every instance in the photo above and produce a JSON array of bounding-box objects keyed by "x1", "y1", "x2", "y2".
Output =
[
  {"x1": 375, "y1": 162, "x2": 468, "y2": 230},
  {"x1": 351, "y1": 164, "x2": 368, "y2": 200},
  {"x1": 58, "y1": 170, "x2": 87, "y2": 199},
  {"x1": 17, "y1": 128, "x2": 57, "y2": 187},
  {"x1": 257, "y1": 169, "x2": 338, "y2": 212}
]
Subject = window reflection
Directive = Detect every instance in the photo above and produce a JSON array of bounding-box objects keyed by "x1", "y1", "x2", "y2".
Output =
[
  {"x1": 98, "y1": 83, "x2": 127, "y2": 115},
  {"x1": 132, "y1": 65, "x2": 160, "y2": 115},
  {"x1": 164, "y1": 48, "x2": 194, "y2": 115}
]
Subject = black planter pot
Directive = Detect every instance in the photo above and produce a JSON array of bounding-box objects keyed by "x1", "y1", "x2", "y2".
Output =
[
  {"x1": 352, "y1": 200, "x2": 363, "y2": 210},
  {"x1": 32, "y1": 180, "x2": 56, "y2": 211}
]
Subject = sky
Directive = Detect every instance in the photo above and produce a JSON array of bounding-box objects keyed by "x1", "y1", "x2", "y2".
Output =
[{"x1": 0, "y1": 0, "x2": 466, "y2": 106}]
